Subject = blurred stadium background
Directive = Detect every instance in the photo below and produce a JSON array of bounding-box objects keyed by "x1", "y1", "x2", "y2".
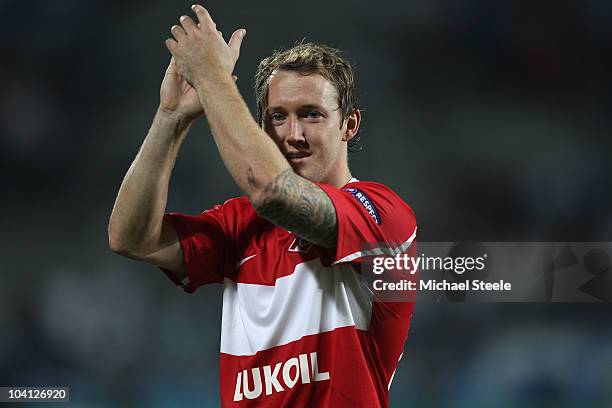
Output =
[{"x1": 1, "y1": 0, "x2": 611, "y2": 406}]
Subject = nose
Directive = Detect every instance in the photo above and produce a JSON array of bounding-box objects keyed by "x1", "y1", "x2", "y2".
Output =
[{"x1": 286, "y1": 115, "x2": 307, "y2": 148}]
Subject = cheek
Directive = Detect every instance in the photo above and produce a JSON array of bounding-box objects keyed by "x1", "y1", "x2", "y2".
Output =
[
  {"x1": 322, "y1": 128, "x2": 343, "y2": 153},
  {"x1": 311, "y1": 124, "x2": 339, "y2": 147},
  {"x1": 264, "y1": 124, "x2": 283, "y2": 145}
]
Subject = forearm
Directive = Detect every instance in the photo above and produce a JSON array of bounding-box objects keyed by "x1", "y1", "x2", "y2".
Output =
[
  {"x1": 162, "y1": 5, "x2": 339, "y2": 249},
  {"x1": 108, "y1": 110, "x2": 190, "y2": 255},
  {"x1": 194, "y1": 74, "x2": 290, "y2": 202},
  {"x1": 192, "y1": 75, "x2": 337, "y2": 248}
]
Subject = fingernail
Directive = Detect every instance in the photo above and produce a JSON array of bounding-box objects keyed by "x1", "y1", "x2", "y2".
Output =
[{"x1": 241, "y1": 29, "x2": 246, "y2": 36}]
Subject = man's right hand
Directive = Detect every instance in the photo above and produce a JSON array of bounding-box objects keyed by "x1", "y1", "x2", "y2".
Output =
[
  {"x1": 158, "y1": 57, "x2": 203, "y2": 123},
  {"x1": 109, "y1": 22, "x2": 244, "y2": 278}
]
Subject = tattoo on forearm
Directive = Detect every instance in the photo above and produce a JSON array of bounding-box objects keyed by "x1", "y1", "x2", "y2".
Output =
[{"x1": 256, "y1": 169, "x2": 338, "y2": 249}]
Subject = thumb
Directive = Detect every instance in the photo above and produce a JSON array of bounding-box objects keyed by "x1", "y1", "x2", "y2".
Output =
[
  {"x1": 165, "y1": 56, "x2": 178, "y2": 75},
  {"x1": 228, "y1": 28, "x2": 246, "y2": 56}
]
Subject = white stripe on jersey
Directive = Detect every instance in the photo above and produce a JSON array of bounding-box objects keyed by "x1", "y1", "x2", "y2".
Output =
[
  {"x1": 220, "y1": 259, "x2": 373, "y2": 356},
  {"x1": 388, "y1": 352, "x2": 403, "y2": 390},
  {"x1": 332, "y1": 226, "x2": 418, "y2": 265}
]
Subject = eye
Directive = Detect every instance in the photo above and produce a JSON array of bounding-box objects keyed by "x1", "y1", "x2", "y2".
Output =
[
  {"x1": 269, "y1": 112, "x2": 286, "y2": 122},
  {"x1": 307, "y1": 111, "x2": 322, "y2": 120}
]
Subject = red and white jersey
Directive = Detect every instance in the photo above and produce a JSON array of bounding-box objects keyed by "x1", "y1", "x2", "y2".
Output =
[{"x1": 161, "y1": 179, "x2": 417, "y2": 407}]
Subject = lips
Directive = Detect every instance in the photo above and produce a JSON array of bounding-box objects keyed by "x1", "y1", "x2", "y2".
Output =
[
  {"x1": 286, "y1": 151, "x2": 311, "y2": 162},
  {"x1": 286, "y1": 151, "x2": 311, "y2": 158}
]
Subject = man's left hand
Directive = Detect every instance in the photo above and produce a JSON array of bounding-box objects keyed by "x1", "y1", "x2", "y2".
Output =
[{"x1": 165, "y1": 4, "x2": 246, "y2": 87}]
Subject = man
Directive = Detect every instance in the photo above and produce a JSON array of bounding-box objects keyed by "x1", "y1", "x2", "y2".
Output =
[{"x1": 108, "y1": 4, "x2": 417, "y2": 407}]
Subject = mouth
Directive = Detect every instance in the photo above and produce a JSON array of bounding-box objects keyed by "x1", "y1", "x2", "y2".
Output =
[{"x1": 285, "y1": 151, "x2": 312, "y2": 164}]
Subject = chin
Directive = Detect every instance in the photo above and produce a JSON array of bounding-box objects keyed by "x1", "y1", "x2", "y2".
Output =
[{"x1": 293, "y1": 166, "x2": 320, "y2": 183}]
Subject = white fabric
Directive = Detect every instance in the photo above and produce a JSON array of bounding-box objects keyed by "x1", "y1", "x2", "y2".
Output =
[
  {"x1": 332, "y1": 226, "x2": 418, "y2": 265},
  {"x1": 220, "y1": 259, "x2": 373, "y2": 356}
]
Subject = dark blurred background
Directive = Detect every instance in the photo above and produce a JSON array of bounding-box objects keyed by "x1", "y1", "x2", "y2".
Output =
[{"x1": 1, "y1": 0, "x2": 611, "y2": 406}]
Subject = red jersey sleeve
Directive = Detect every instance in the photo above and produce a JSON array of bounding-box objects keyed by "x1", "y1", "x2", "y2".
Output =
[
  {"x1": 319, "y1": 181, "x2": 418, "y2": 395},
  {"x1": 160, "y1": 203, "x2": 235, "y2": 293},
  {"x1": 317, "y1": 181, "x2": 417, "y2": 266}
]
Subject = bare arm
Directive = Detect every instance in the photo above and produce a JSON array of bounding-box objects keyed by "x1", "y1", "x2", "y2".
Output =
[
  {"x1": 256, "y1": 169, "x2": 338, "y2": 249},
  {"x1": 109, "y1": 21, "x2": 246, "y2": 273},
  {"x1": 196, "y1": 75, "x2": 338, "y2": 248},
  {"x1": 108, "y1": 56, "x2": 204, "y2": 278},
  {"x1": 166, "y1": 6, "x2": 338, "y2": 248},
  {"x1": 108, "y1": 111, "x2": 188, "y2": 276}
]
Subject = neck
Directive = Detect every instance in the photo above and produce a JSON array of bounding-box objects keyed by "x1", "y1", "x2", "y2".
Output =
[{"x1": 322, "y1": 161, "x2": 352, "y2": 188}]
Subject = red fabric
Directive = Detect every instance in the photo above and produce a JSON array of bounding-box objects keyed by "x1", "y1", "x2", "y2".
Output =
[{"x1": 160, "y1": 180, "x2": 417, "y2": 407}]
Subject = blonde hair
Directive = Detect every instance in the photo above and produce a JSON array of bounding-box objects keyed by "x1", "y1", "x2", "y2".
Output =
[{"x1": 255, "y1": 42, "x2": 361, "y2": 153}]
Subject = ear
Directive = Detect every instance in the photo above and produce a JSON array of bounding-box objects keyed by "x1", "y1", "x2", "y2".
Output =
[{"x1": 342, "y1": 108, "x2": 361, "y2": 142}]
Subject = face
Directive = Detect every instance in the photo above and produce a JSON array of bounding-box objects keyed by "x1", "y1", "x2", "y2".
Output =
[{"x1": 263, "y1": 70, "x2": 356, "y2": 184}]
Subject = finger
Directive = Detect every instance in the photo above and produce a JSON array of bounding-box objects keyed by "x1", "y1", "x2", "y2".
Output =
[
  {"x1": 165, "y1": 38, "x2": 178, "y2": 53},
  {"x1": 170, "y1": 25, "x2": 186, "y2": 41},
  {"x1": 191, "y1": 4, "x2": 216, "y2": 31},
  {"x1": 179, "y1": 15, "x2": 197, "y2": 33},
  {"x1": 228, "y1": 28, "x2": 247, "y2": 56}
]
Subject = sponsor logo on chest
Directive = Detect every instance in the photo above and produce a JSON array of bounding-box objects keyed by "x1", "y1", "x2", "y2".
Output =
[{"x1": 233, "y1": 352, "x2": 330, "y2": 401}]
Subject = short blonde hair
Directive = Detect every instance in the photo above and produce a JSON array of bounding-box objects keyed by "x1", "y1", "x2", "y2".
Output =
[{"x1": 255, "y1": 42, "x2": 361, "y2": 153}]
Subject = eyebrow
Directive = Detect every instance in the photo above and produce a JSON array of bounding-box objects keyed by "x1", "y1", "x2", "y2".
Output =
[{"x1": 266, "y1": 104, "x2": 326, "y2": 113}]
